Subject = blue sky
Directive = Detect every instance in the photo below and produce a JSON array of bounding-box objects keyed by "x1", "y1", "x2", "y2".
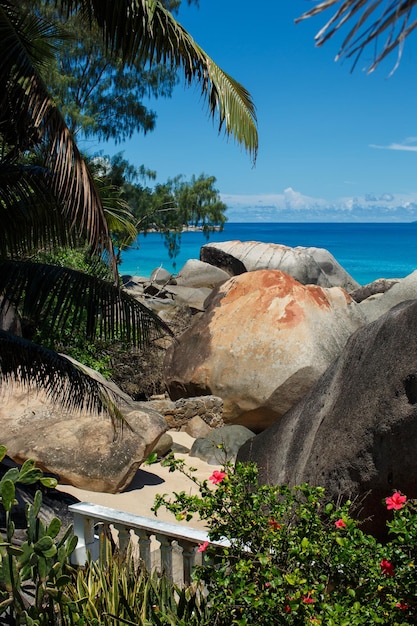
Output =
[{"x1": 101, "y1": 1, "x2": 417, "y2": 221}]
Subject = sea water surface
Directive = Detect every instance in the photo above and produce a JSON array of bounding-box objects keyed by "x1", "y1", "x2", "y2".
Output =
[{"x1": 119, "y1": 222, "x2": 417, "y2": 286}]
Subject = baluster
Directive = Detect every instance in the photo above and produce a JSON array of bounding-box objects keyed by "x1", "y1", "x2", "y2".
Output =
[
  {"x1": 114, "y1": 523, "x2": 130, "y2": 557},
  {"x1": 136, "y1": 529, "x2": 152, "y2": 572},
  {"x1": 71, "y1": 513, "x2": 98, "y2": 565},
  {"x1": 179, "y1": 540, "x2": 197, "y2": 586},
  {"x1": 155, "y1": 534, "x2": 174, "y2": 581}
]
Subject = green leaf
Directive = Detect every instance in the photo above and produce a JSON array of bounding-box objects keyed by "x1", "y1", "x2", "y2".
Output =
[
  {"x1": 145, "y1": 452, "x2": 158, "y2": 465},
  {"x1": 40, "y1": 477, "x2": 58, "y2": 489},
  {"x1": 34, "y1": 535, "x2": 54, "y2": 554},
  {"x1": 0, "y1": 446, "x2": 7, "y2": 463},
  {"x1": 46, "y1": 517, "x2": 61, "y2": 539},
  {"x1": 0, "y1": 479, "x2": 16, "y2": 513},
  {"x1": 18, "y1": 468, "x2": 43, "y2": 485}
]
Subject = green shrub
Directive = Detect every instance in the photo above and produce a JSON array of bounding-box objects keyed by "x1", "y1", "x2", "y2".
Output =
[
  {"x1": 0, "y1": 446, "x2": 77, "y2": 625},
  {"x1": 67, "y1": 538, "x2": 208, "y2": 625},
  {"x1": 0, "y1": 446, "x2": 207, "y2": 625},
  {"x1": 154, "y1": 457, "x2": 417, "y2": 625}
]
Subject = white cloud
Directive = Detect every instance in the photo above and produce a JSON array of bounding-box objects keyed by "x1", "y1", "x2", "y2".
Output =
[
  {"x1": 220, "y1": 188, "x2": 417, "y2": 222},
  {"x1": 370, "y1": 136, "x2": 417, "y2": 152}
]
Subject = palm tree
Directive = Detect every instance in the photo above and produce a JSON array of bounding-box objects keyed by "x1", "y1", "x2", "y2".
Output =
[
  {"x1": 0, "y1": 0, "x2": 258, "y2": 416},
  {"x1": 297, "y1": 0, "x2": 417, "y2": 73}
]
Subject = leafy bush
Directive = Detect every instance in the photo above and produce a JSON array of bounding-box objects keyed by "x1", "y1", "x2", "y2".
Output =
[
  {"x1": 0, "y1": 446, "x2": 207, "y2": 624},
  {"x1": 0, "y1": 446, "x2": 77, "y2": 625},
  {"x1": 154, "y1": 458, "x2": 417, "y2": 625},
  {"x1": 67, "y1": 539, "x2": 208, "y2": 625}
]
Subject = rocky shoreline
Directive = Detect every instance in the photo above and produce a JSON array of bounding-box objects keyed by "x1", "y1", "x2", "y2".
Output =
[{"x1": 3, "y1": 239, "x2": 417, "y2": 536}]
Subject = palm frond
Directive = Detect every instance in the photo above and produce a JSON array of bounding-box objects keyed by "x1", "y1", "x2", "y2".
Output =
[
  {"x1": 0, "y1": 329, "x2": 124, "y2": 422},
  {"x1": 59, "y1": 0, "x2": 258, "y2": 161},
  {"x1": 0, "y1": 162, "x2": 83, "y2": 257},
  {"x1": 296, "y1": 0, "x2": 417, "y2": 72},
  {"x1": 0, "y1": 260, "x2": 172, "y2": 345},
  {"x1": 0, "y1": 2, "x2": 117, "y2": 270}
]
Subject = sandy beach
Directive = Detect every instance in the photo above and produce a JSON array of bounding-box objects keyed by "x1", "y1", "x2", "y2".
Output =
[{"x1": 56, "y1": 430, "x2": 215, "y2": 530}]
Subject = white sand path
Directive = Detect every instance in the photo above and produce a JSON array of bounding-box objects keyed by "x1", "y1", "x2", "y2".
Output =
[{"x1": 56, "y1": 431, "x2": 217, "y2": 530}]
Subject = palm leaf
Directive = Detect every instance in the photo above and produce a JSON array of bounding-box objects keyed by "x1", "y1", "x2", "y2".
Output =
[
  {"x1": 57, "y1": 0, "x2": 258, "y2": 161},
  {"x1": 0, "y1": 2, "x2": 116, "y2": 269},
  {"x1": 0, "y1": 329, "x2": 125, "y2": 421},
  {"x1": 0, "y1": 162, "x2": 83, "y2": 257},
  {"x1": 296, "y1": 0, "x2": 417, "y2": 72},
  {"x1": 0, "y1": 260, "x2": 172, "y2": 345}
]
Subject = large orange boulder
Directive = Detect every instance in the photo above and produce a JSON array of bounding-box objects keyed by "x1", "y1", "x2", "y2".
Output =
[{"x1": 164, "y1": 270, "x2": 365, "y2": 432}]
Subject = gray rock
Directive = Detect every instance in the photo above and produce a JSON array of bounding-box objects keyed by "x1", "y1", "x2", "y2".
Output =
[
  {"x1": 190, "y1": 425, "x2": 255, "y2": 465},
  {"x1": 163, "y1": 284, "x2": 212, "y2": 311},
  {"x1": 150, "y1": 267, "x2": 174, "y2": 285},
  {"x1": 147, "y1": 395, "x2": 224, "y2": 430},
  {"x1": 300, "y1": 246, "x2": 360, "y2": 291},
  {"x1": 358, "y1": 270, "x2": 417, "y2": 323},
  {"x1": 200, "y1": 244, "x2": 246, "y2": 275},
  {"x1": 151, "y1": 432, "x2": 173, "y2": 458},
  {"x1": 201, "y1": 241, "x2": 332, "y2": 286},
  {"x1": 350, "y1": 278, "x2": 399, "y2": 303},
  {"x1": 183, "y1": 415, "x2": 212, "y2": 439},
  {"x1": 0, "y1": 381, "x2": 167, "y2": 494},
  {"x1": 238, "y1": 299, "x2": 417, "y2": 537},
  {"x1": 175, "y1": 259, "x2": 231, "y2": 289}
]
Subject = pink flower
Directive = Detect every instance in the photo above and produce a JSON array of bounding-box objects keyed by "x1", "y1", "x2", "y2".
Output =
[
  {"x1": 269, "y1": 519, "x2": 281, "y2": 531},
  {"x1": 380, "y1": 558, "x2": 395, "y2": 577},
  {"x1": 284, "y1": 604, "x2": 291, "y2": 613},
  {"x1": 209, "y1": 470, "x2": 227, "y2": 484},
  {"x1": 396, "y1": 602, "x2": 409, "y2": 610},
  {"x1": 334, "y1": 519, "x2": 346, "y2": 528},
  {"x1": 386, "y1": 492, "x2": 407, "y2": 510},
  {"x1": 197, "y1": 541, "x2": 209, "y2": 553}
]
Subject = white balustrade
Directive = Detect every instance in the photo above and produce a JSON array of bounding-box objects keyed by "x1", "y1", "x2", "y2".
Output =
[{"x1": 69, "y1": 501, "x2": 227, "y2": 587}]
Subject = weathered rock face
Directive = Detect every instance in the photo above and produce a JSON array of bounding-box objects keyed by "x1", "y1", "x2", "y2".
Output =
[
  {"x1": 350, "y1": 278, "x2": 399, "y2": 303},
  {"x1": 175, "y1": 259, "x2": 231, "y2": 289},
  {"x1": 147, "y1": 395, "x2": 224, "y2": 430},
  {"x1": 238, "y1": 299, "x2": 417, "y2": 537},
  {"x1": 190, "y1": 425, "x2": 255, "y2": 465},
  {"x1": 299, "y1": 247, "x2": 360, "y2": 291},
  {"x1": 0, "y1": 387, "x2": 167, "y2": 493},
  {"x1": 164, "y1": 270, "x2": 365, "y2": 432},
  {"x1": 358, "y1": 270, "x2": 417, "y2": 323},
  {"x1": 200, "y1": 241, "x2": 359, "y2": 291}
]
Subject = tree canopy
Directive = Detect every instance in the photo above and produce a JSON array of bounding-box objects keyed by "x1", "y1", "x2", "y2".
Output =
[{"x1": 0, "y1": 0, "x2": 258, "y2": 415}]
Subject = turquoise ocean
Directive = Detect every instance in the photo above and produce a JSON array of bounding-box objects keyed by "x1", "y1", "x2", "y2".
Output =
[{"x1": 119, "y1": 222, "x2": 417, "y2": 286}]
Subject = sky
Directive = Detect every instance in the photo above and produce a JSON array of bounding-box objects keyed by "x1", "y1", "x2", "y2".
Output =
[{"x1": 99, "y1": 1, "x2": 417, "y2": 222}]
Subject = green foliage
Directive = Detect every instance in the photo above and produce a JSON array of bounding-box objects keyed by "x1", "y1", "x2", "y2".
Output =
[
  {"x1": 100, "y1": 153, "x2": 227, "y2": 262},
  {"x1": 154, "y1": 458, "x2": 417, "y2": 625},
  {"x1": 67, "y1": 537, "x2": 208, "y2": 625},
  {"x1": 23, "y1": 0, "x2": 180, "y2": 143},
  {"x1": 0, "y1": 447, "x2": 207, "y2": 624},
  {"x1": 0, "y1": 454, "x2": 77, "y2": 625}
]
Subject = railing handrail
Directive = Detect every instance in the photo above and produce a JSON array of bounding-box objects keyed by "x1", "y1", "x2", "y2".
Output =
[
  {"x1": 69, "y1": 501, "x2": 211, "y2": 545},
  {"x1": 68, "y1": 501, "x2": 229, "y2": 586}
]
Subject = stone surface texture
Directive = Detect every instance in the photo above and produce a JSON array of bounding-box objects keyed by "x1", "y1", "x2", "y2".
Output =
[
  {"x1": 358, "y1": 270, "x2": 417, "y2": 323},
  {"x1": 148, "y1": 395, "x2": 224, "y2": 430},
  {"x1": 175, "y1": 259, "x2": 231, "y2": 289},
  {"x1": 238, "y1": 299, "x2": 417, "y2": 537},
  {"x1": 0, "y1": 387, "x2": 167, "y2": 493},
  {"x1": 164, "y1": 270, "x2": 365, "y2": 431},
  {"x1": 200, "y1": 241, "x2": 358, "y2": 290},
  {"x1": 190, "y1": 425, "x2": 255, "y2": 465}
]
